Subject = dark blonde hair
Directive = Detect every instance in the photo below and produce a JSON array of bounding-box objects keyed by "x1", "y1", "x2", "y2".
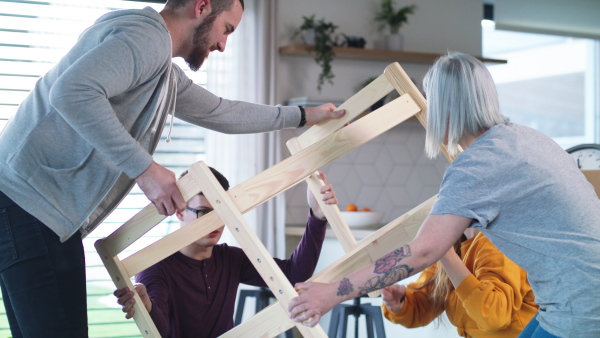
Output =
[{"x1": 410, "y1": 234, "x2": 467, "y2": 324}]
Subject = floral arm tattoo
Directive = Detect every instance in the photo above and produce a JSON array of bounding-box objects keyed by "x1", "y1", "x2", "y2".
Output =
[
  {"x1": 336, "y1": 277, "x2": 354, "y2": 296},
  {"x1": 357, "y1": 245, "x2": 414, "y2": 296}
]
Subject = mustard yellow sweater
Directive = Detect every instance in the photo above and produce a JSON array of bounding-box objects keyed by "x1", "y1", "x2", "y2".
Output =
[{"x1": 382, "y1": 233, "x2": 538, "y2": 338}]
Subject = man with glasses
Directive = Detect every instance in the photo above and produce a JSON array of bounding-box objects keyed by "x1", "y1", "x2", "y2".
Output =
[{"x1": 114, "y1": 167, "x2": 337, "y2": 338}]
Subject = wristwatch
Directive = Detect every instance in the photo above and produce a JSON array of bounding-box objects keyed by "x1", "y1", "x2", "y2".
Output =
[{"x1": 566, "y1": 143, "x2": 600, "y2": 170}]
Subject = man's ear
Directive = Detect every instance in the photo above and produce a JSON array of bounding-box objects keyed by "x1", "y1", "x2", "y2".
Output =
[{"x1": 194, "y1": 0, "x2": 211, "y2": 18}]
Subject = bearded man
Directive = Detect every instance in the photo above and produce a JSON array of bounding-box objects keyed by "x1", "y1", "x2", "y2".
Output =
[{"x1": 0, "y1": 1, "x2": 344, "y2": 337}]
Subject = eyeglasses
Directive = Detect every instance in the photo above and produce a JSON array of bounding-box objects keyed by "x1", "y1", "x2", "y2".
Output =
[{"x1": 186, "y1": 206, "x2": 213, "y2": 218}]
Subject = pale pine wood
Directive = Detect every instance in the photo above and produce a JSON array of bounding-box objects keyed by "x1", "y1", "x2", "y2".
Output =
[
  {"x1": 227, "y1": 195, "x2": 438, "y2": 337},
  {"x1": 293, "y1": 73, "x2": 394, "y2": 149},
  {"x1": 288, "y1": 127, "x2": 381, "y2": 298},
  {"x1": 220, "y1": 303, "x2": 295, "y2": 338},
  {"x1": 95, "y1": 239, "x2": 161, "y2": 337},
  {"x1": 98, "y1": 62, "x2": 452, "y2": 338},
  {"x1": 101, "y1": 171, "x2": 205, "y2": 256},
  {"x1": 120, "y1": 95, "x2": 421, "y2": 277},
  {"x1": 190, "y1": 162, "x2": 328, "y2": 337},
  {"x1": 286, "y1": 139, "x2": 357, "y2": 252},
  {"x1": 279, "y1": 44, "x2": 507, "y2": 64},
  {"x1": 383, "y1": 62, "x2": 461, "y2": 162}
]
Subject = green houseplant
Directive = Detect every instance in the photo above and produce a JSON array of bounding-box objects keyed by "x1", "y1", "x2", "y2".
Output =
[
  {"x1": 374, "y1": 0, "x2": 417, "y2": 50},
  {"x1": 293, "y1": 15, "x2": 338, "y2": 92}
]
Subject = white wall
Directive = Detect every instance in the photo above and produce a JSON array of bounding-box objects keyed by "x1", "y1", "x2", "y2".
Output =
[
  {"x1": 277, "y1": 1, "x2": 483, "y2": 337},
  {"x1": 275, "y1": 0, "x2": 483, "y2": 102}
]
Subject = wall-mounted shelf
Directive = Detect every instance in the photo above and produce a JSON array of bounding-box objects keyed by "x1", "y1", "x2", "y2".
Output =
[{"x1": 279, "y1": 44, "x2": 507, "y2": 65}]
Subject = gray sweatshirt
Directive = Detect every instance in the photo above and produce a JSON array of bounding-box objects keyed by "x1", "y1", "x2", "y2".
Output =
[{"x1": 0, "y1": 7, "x2": 301, "y2": 242}]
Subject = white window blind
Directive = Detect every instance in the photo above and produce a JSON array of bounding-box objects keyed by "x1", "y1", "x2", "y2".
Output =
[{"x1": 0, "y1": 1, "x2": 207, "y2": 337}]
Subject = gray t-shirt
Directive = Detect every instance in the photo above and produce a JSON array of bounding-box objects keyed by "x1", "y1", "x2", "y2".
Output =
[{"x1": 431, "y1": 123, "x2": 600, "y2": 338}]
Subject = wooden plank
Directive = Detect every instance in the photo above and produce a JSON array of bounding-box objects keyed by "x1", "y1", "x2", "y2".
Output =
[
  {"x1": 191, "y1": 162, "x2": 328, "y2": 338},
  {"x1": 101, "y1": 169, "x2": 205, "y2": 256},
  {"x1": 219, "y1": 303, "x2": 294, "y2": 338},
  {"x1": 121, "y1": 95, "x2": 422, "y2": 277},
  {"x1": 383, "y1": 62, "x2": 461, "y2": 162},
  {"x1": 95, "y1": 239, "x2": 161, "y2": 337},
  {"x1": 287, "y1": 139, "x2": 357, "y2": 253},
  {"x1": 279, "y1": 44, "x2": 508, "y2": 64},
  {"x1": 229, "y1": 195, "x2": 438, "y2": 337},
  {"x1": 292, "y1": 73, "x2": 394, "y2": 149}
]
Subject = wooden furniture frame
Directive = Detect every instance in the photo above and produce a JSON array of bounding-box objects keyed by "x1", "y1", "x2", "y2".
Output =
[{"x1": 95, "y1": 61, "x2": 457, "y2": 337}]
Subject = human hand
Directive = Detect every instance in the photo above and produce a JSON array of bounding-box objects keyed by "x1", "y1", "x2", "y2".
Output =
[
  {"x1": 114, "y1": 284, "x2": 152, "y2": 319},
  {"x1": 135, "y1": 161, "x2": 185, "y2": 215},
  {"x1": 381, "y1": 284, "x2": 407, "y2": 312},
  {"x1": 304, "y1": 103, "x2": 345, "y2": 126},
  {"x1": 288, "y1": 281, "x2": 343, "y2": 327},
  {"x1": 307, "y1": 171, "x2": 338, "y2": 220}
]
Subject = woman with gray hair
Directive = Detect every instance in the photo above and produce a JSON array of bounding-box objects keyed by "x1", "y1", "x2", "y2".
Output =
[{"x1": 288, "y1": 52, "x2": 600, "y2": 338}]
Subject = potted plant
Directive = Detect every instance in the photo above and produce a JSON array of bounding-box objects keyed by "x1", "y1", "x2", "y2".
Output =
[
  {"x1": 293, "y1": 15, "x2": 338, "y2": 92},
  {"x1": 374, "y1": 0, "x2": 417, "y2": 50}
]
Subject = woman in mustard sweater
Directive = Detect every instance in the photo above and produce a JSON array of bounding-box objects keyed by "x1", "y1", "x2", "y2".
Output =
[{"x1": 381, "y1": 228, "x2": 538, "y2": 338}]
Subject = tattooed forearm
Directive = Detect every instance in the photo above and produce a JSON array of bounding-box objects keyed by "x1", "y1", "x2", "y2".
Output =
[
  {"x1": 357, "y1": 264, "x2": 414, "y2": 296},
  {"x1": 337, "y1": 277, "x2": 354, "y2": 296},
  {"x1": 355, "y1": 245, "x2": 414, "y2": 296},
  {"x1": 373, "y1": 245, "x2": 411, "y2": 274}
]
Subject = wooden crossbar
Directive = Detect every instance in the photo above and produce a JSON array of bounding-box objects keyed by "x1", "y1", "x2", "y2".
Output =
[
  {"x1": 223, "y1": 195, "x2": 437, "y2": 337},
  {"x1": 96, "y1": 61, "x2": 450, "y2": 338}
]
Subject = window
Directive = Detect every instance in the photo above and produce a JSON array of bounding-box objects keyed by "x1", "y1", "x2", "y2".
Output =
[
  {"x1": 0, "y1": 1, "x2": 206, "y2": 336},
  {"x1": 482, "y1": 19, "x2": 600, "y2": 149}
]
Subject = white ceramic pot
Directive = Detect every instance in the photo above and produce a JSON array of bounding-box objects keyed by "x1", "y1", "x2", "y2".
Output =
[
  {"x1": 303, "y1": 28, "x2": 315, "y2": 45},
  {"x1": 385, "y1": 33, "x2": 404, "y2": 51}
]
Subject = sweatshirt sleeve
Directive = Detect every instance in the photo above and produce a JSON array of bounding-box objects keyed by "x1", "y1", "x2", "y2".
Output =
[
  {"x1": 48, "y1": 26, "x2": 169, "y2": 178},
  {"x1": 240, "y1": 211, "x2": 327, "y2": 286},
  {"x1": 136, "y1": 267, "x2": 173, "y2": 337},
  {"x1": 382, "y1": 265, "x2": 445, "y2": 328},
  {"x1": 454, "y1": 238, "x2": 530, "y2": 332},
  {"x1": 172, "y1": 64, "x2": 302, "y2": 133}
]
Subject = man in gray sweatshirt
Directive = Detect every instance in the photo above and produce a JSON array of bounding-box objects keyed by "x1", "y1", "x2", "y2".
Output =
[{"x1": 0, "y1": 0, "x2": 344, "y2": 337}]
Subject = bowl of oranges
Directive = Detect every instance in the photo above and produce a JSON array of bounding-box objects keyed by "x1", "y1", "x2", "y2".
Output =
[{"x1": 340, "y1": 204, "x2": 383, "y2": 228}]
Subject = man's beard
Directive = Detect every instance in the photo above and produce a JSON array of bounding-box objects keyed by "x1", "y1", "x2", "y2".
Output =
[{"x1": 185, "y1": 13, "x2": 218, "y2": 72}]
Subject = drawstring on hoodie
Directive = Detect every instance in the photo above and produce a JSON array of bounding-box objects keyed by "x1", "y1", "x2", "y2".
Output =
[{"x1": 165, "y1": 70, "x2": 177, "y2": 143}]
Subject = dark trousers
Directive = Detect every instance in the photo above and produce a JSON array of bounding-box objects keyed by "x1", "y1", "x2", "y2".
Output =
[{"x1": 0, "y1": 190, "x2": 88, "y2": 338}]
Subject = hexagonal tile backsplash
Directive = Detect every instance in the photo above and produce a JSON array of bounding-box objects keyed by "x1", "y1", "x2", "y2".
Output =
[{"x1": 282, "y1": 122, "x2": 449, "y2": 225}]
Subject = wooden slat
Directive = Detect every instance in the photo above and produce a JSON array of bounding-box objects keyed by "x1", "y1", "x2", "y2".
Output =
[
  {"x1": 292, "y1": 73, "x2": 394, "y2": 149},
  {"x1": 120, "y1": 95, "x2": 421, "y2": 277},
  {"x1": 101, "y1": 170, "x2": 205, "y2": 256},
  {"x1": 229, "y1": 195, "x2": 438, "y2": 337},
  {"x1": 220, "y1": 303, "x2": 294, "y2": 338},
  {"x1": 190, "y1": 162, "x2": 327, "y2": 337},
  {"x1": 95, "y1": 239, "x2": 161, "y2": 337},
  {"x1": 383, "y1": 62, "x2": 461, "y2": 162}
]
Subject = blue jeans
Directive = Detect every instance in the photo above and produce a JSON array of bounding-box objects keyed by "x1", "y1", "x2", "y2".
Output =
[
  {"x1": 0, "y1": 190, "x2": 88, "y2": 338},
  {"x1": 519, "y1": 313, "x2": 562, "y2": 338}
]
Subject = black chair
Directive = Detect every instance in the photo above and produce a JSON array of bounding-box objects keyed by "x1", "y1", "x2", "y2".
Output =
[
  {"x1": 234, "y1": 287, "x2": 294, "y2": 338},
  {"x1": 328, "y1": 296, "x2": 386, "y2": 338}
]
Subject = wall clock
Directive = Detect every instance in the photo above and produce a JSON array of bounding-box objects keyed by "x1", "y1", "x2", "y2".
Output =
[{"x1": 566, "y1": 143, "x2": 600, "y2": 170}]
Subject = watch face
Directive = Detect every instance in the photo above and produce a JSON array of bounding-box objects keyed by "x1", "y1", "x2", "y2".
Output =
[{"x1": 566, "y1": 144, "x2": 600, "y2": 170}]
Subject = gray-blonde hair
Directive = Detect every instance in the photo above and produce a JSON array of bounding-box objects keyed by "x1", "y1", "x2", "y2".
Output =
[{"x1": 423, "y1": 51, "x2": 506, "y2": 158}]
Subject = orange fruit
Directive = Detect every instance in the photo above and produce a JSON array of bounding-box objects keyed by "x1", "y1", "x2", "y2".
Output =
[
  {"x1": 360, "y1": 208, "x2": 372, "y2": 212},
  {"x1": 346, "y1": 204, "x2": 358, "y2": 212}
]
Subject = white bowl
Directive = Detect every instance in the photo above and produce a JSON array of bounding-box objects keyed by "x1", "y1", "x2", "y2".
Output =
[{"x1": 340, "y1": 211, "x2": 384, "y2": 228}]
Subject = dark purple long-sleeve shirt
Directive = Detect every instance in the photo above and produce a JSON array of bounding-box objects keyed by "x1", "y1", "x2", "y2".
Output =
[{"x1": 135, "y1": 212, "x2": 327, "y2": 338}]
